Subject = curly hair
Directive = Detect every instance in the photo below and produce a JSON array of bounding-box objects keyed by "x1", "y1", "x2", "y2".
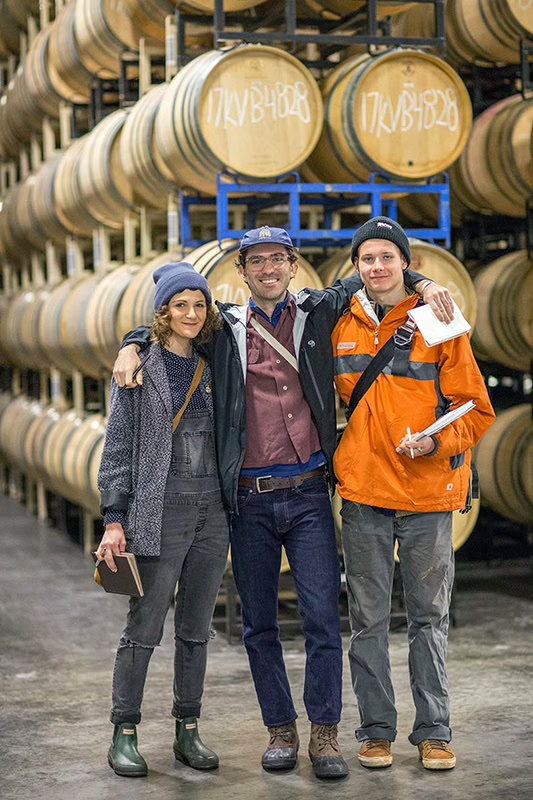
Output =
[
  {"x1": 151, "y1": 302, "x2": 221, "y2": 347},
  {"x1": 234, "y1": 246, "x2": 299, "y2": 270}
]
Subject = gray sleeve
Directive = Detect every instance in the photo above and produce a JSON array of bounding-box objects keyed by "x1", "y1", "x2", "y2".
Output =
[{"x1": 97, "y1": 380, "x2": 136, "y2": 511}]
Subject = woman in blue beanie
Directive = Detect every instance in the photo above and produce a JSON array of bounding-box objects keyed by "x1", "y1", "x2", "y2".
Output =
[{"x1": 96, "y1": 261, "x2": 229, "y2": 777}]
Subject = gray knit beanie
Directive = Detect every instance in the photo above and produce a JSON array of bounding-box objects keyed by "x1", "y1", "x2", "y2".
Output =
[
  {"x1": 350, "y1": 216, "x2": 411, "y2": 265},
  {"x1": 153, "y1": 261, "x2": 211, "y2": 310}
]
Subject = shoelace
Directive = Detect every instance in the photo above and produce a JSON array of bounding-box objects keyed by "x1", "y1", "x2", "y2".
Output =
[
  {"x1": 366, "y1": 738, "x2": 390, "y2": 751},
  {"x1": 315, "y1": 725, "x2": 339, "y2": 753},
  {"x1": 268, "y1": 726, "x2": 295, "y2": 746},
  {"x1": 425, "y1": 739, "x2": 451, "y2": 752}
]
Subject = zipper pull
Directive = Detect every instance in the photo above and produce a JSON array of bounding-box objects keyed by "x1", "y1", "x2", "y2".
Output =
[{"x1": 374, "y1": 329, "x2": 379, "y2": 346}]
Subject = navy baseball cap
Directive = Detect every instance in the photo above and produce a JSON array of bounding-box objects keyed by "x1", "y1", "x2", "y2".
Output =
[{"x1": 239, "y1": 225, "x2": 294, "y2": 253}]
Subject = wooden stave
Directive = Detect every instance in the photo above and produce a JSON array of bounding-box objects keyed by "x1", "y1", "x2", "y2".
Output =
[
  {"x1": 0, "y1": 190, "x2": 23, "y2": 262},
  {"x1": 85, "y1": 264, "x2": 142, "y2": 372},
  {"x1": 0, "y1": 289, "x2": 51, "y2": 371},
  {"x1": 53, "y1": 136, "x2": 101, "y2": 238},
  {"x1": 0, "y1": 0, "x2": 22, "y2": 57},
  {"x1": 302, "y1": 0, "x2": 414, "y2": 19},
  {"x1": 450, "y1": 95, "x2": 533, "y2": 219},
  {"x1": 60, "y1": 412, "x2": 106, "y2": 512},
  {"x1": 306, "y1": 49, "x2": 472, "y2": 183},
  {"x1": 154, "y1": 46, "x2": 324, "y2": 194},
  {"x1": 73, "y1": 0, "x2": 130, "y2": 78},
  {"x1": 471, "y1": 251, "x2": 533, "y2": 372},
  {"x1": 10, "y1": 180, "x2": 50, "y2": 255},
  {"x1": 119, "y1": 84, "x2": 176, "y2": 208},
  {"x1": 58, "y1": 273, "x2": 111, "y2": 379},
  {"x1": 0, "y1": 396, "x2": 39, "y2": 472},
  {"x1": 38, "y1": 274, "x2": 94, "y2": 376},
  {"x1": 475, "y1": 405, "x2": 533, "y2": 524},
  {"x1": 317, "y1": 239, "x2": 477, "y2": 324},
  {"x1": 76, "y1": 109, "x2": 136, "y2": 230},
  {"x1": 47, "y1": 1, "x2": 93, "y2": 104},
  {"x1": 41, "y1": 408, "x2": 85, "y2": 497},
  {"x1": 29, "y1": 159, "x2": 71, "y2": 249},
  {"x1": 21, "y1": 26, "x2": 65, "y2": 122}
]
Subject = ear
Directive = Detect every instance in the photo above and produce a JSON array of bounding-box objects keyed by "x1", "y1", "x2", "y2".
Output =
[
  {"x1": 401, "y1": 258, "x2": 408, "y2": 271},
  {"x1": 289, "y1": 259, "x2": 298, "y2": 279},
  {"x1": 352, "y1": 258, "x2": 360, "y2": 273},
  {"x1": 237, "y1": 264, "x2": 249, "y2": 287}
]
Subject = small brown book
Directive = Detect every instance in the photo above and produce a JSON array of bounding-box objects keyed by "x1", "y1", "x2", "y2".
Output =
[{"x1": 92, "y1": 552, "x2": 144, "y2": 597}]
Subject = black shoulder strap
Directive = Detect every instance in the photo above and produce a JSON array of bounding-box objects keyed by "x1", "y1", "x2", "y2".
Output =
[
  {"x1": 346, "y1": 335, "x2": 395, "y2": 419},
  {"x1": 346, "y1": 319, "x2": 417, "y2": 419}
]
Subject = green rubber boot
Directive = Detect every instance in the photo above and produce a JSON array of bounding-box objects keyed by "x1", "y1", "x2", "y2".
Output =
[
  {"x1": 108, "y1": 724, "x2": 148, "y2": 777},
  {"x1": 173, "y1": 717, "x2": 219, "y2": 770}
]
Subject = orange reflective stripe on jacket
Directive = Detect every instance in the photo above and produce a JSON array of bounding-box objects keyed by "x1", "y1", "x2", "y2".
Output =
[{"x1": 332, "y1": 290, "x2": 495, "y2": 512}]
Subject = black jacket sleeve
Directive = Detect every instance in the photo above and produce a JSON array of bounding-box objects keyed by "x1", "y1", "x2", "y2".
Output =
[{"x1": 121, "y1": 326, "x2": 151, "y2": 351}]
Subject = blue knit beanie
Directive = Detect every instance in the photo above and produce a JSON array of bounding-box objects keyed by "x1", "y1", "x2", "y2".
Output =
[{"x1": 153, "y1": 261, "x2": 211, "y2": 310}]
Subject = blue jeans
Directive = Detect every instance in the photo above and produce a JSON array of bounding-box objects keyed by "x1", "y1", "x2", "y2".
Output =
[
  {"x1": 230, "y1": 476, "x2": 343, "y2": 727},
  {"x1": 341, "y1": 501, "x2": 454, "y2": 745}
]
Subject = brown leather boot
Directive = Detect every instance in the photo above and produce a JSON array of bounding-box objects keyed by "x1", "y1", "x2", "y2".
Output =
[
  {"x1": 308, "y1": 723, "x2": 349, "y2": 779},
  {"x1": 261, "y1": 722, "x2": 299, "y2": 771}
]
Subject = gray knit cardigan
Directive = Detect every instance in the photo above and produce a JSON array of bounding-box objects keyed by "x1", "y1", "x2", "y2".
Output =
[{"x1": 97, "y1": 342, "x2": 214, "y2": 556}]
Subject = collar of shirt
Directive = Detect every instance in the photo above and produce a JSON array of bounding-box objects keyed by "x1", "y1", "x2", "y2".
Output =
[
  {"x1": 363, "y1": 286, "x2": 414, "y2": 322},
  {"x1": 248, "y1": 291, "x2": 292, "y2": 328}
]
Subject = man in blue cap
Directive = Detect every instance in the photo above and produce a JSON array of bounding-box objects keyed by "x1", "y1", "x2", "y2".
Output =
[{"x1": 113, "y1": 224, "x2": 452, "y2": 778}]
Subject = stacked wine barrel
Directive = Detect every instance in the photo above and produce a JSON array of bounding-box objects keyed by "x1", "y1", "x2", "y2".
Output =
[{"x1": 0, "y1": 0, "x2": 531, "y2": 544}]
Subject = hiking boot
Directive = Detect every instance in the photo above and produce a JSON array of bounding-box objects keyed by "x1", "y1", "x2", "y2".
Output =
[
  {"x1": 418, "y1": 739, "x2": 456, "y2": 770},
  {"x1": 358, "y1": 738, "x2": 393, "y2": 768},
  {"x1": 108, "y1": 724, "x2": 148, "y2": 777},
  {"x1": 261, "y1": 722, "x2": 299, "y2": 771},
  {"x1": 308, "y1": 723, "x2": 349, "y2": 779},
  {"x1": 173, "y1": 717, "x2": 219, "y2": 770}
]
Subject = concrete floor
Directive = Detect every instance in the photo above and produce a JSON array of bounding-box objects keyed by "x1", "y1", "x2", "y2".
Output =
[{"x1": 1, "y1": 494, "x2": 532, "y2": 800}]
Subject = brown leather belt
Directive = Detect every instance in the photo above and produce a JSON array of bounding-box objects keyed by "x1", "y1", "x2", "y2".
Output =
[{"x1": 238, "y1": 467, "x2": 325, "y2": 493}]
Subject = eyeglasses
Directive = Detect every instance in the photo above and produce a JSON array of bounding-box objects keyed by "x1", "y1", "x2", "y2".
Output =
[{"x1": 245, "y1": 253, "x2": 288, "y2": 268}]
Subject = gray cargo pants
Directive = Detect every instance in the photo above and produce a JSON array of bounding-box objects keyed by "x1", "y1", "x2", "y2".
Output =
[{"x1": 341, "y1": 500, "x2": 454, "y2": 745}]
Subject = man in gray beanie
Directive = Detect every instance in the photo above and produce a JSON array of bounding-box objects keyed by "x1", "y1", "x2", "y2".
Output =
[{"x1": 112, "y1": 224, "x2": 453, "y2": 778}]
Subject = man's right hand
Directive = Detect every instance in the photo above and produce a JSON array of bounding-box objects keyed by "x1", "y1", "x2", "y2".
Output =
[{"x1": 113, "y1": 344, "x2": 142, "y2": 387}]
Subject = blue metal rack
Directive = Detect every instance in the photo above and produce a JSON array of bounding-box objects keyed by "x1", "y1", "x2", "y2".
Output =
[{"x1": 178, "y1": 172, "x2": 451, "y2": 250}]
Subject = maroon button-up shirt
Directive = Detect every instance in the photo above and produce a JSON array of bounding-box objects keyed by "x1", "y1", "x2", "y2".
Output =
[{"x1": 241, "y1": 296, "x2": 321, "y2": 469}]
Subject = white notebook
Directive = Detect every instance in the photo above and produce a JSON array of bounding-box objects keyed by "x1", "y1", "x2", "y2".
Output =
[
  {"x1": 412, "y1": 401, "x2": 476, "y2": 441},
  {"x1": 408, "y1": 300, "x2": 470, "y2": 347}
]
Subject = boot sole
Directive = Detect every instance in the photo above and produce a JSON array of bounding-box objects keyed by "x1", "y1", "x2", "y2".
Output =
[
  {"x1": 108, "y1": 754, "x2": 147, "y2": 777},
  {"x1": 261, "y1": 758, "x2": 298, "y2": 771},
  {"x1": 173, "y1": 747, "x2": 219, "y2": 770},
  {"x1": 358, "y1": 755, "x2": 393, "y2": 768},
  {"x1": 421, "y1": 757, "x2": 456, "y2": 770}
]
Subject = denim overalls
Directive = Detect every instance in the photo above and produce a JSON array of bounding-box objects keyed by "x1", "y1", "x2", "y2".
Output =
[{"x1": 111, "y1": 405, "x2": 229, "y2": 725}]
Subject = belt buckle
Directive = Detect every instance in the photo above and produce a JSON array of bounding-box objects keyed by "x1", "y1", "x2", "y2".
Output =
[{"x1": 255, "y1": 475, "x2": 273, "y2": 493}]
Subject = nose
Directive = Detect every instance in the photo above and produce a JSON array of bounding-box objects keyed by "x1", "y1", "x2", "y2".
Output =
[{"x1": 185, "y1": 306, "x2": 199, "y2": 319}]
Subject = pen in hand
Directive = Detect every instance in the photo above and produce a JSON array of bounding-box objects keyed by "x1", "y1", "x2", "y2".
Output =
[{"x1": 406, "y1": 426, "x2": 414, "y2": 459}]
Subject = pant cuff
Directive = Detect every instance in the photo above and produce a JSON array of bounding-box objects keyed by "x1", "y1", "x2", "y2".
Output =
[
  {"x1": 263, "y1": 714, "x2": 298, "y2": 728},
  {"x1": 172, "y1": 706, "x2": 201, "y2": 720},
  {"x1": 357, "y1": 726, "x2": 397, "y2": 742},
  {"x1": 110, "y1": 712, "x2": 141, "y2": 725},
  {"x1": 409, "y1": 727, "x2": 452, "y2": 745}
]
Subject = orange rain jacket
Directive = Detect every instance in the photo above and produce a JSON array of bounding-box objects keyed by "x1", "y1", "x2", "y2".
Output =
[{"x1": 332, "y1": 290, "x2": 495, "y2": 513}]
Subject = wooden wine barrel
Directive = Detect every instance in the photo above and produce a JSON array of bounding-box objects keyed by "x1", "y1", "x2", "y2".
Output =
[
  {"x1": 20, "y1": 26, "x2": 64, "y2": 122},
  {"x1": 301, "y1": 0, "x2": 414, "y2": 18},
  {"x1": 42, "y1": 407, "x2": 85, "y2": 496},
  {"x1": 154, "y1": 45, "x2": 323, "y2": 194},
  {"x1": 318, "y1": 239, "x2": 477, "y2": 324},
  {"x1": 61, "y1": 413, "x2": 107, "y2": 512},
  {"x1": 53, "y1": 136, "x2": 101, "y2": 237},
  {"x1": 471, "y1": 251, "x2": 533, "y2": 372},
  {"x1": 59, "y1": 273, "x2": 111, "y2": 379},
  {"x1": 392, "y1": 0, "x2": 533, "y2": 67},
  {"x1": 30, "y1": 159, "x2": 70, "y2": 248},
  {"x1": 0, "y1": 396, "x2": 41, "y2": 473},
  {"x1": 119, "y1": 83, "x2": 176, "y2": 209},
  {"x1": 0, "y1": 188, "x2": 25, "y2": 262},
  {"x1": 76, "y1": 109, "x2": 136, "y2": 230},
  {"x1": 305, "y1": 49, "x2": 472, "y2": 183},
  {"x1": 47, "y1": 1, "x2": 93, "y2": 104},
  {"x1": 398, "y1": 190, "x2": 466, "y2": 230},
  {"x1": 331, "y1": 487, "x2": 480, "y2": 554},
  {"x1": 116, "y1": 242, "x2": 323, "y2": 337},
  {"x1": 0, "y1": 289, "x2": 50, "y2": 370},
  {"x1": 449, "y1": 95, "x2": 533, "y2": 218},
  {"x1": 181, "y1": 0, "x2": 263, "y2": 9},
  {"x1": 475, "y1": 405, "x2": 533, "y2": 523},
  {"x1": 23, "y1": 404, "x2": 63, "y2": 483},
  {"x1": 11, "y1": 181, "x2": 49, "y2": 255},
  {"x1": 39, "y1": 274, "x2": 96, "y2": 376},
  {"x1": 85, "y1": 264, "x2": 142, "y2": 372}
]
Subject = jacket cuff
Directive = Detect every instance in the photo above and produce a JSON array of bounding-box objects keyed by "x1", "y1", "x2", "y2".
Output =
[
  {"x1": 423, "y1": 435, "x2": 439, "y2": 456},
  {"x1": 99, "y1": 490, "x2": 130, "y2": 516}
]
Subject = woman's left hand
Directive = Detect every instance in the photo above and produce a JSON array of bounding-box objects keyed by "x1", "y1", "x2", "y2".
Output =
[
  {"x1": 396, "y1": 434, "x2": 435, "y2": 458},
  {"x1": 96, "y1": 523, "x2": 126, "y2": 572}
]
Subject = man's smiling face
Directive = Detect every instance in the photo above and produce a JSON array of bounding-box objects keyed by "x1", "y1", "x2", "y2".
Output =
[{"x1": 238, "y1": 243, "x2": 298, "y2": 306}]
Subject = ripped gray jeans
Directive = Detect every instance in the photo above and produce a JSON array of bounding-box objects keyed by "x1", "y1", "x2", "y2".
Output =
[{"x1": 110, "y1": 409, "x2": 229, "y2": 725}]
